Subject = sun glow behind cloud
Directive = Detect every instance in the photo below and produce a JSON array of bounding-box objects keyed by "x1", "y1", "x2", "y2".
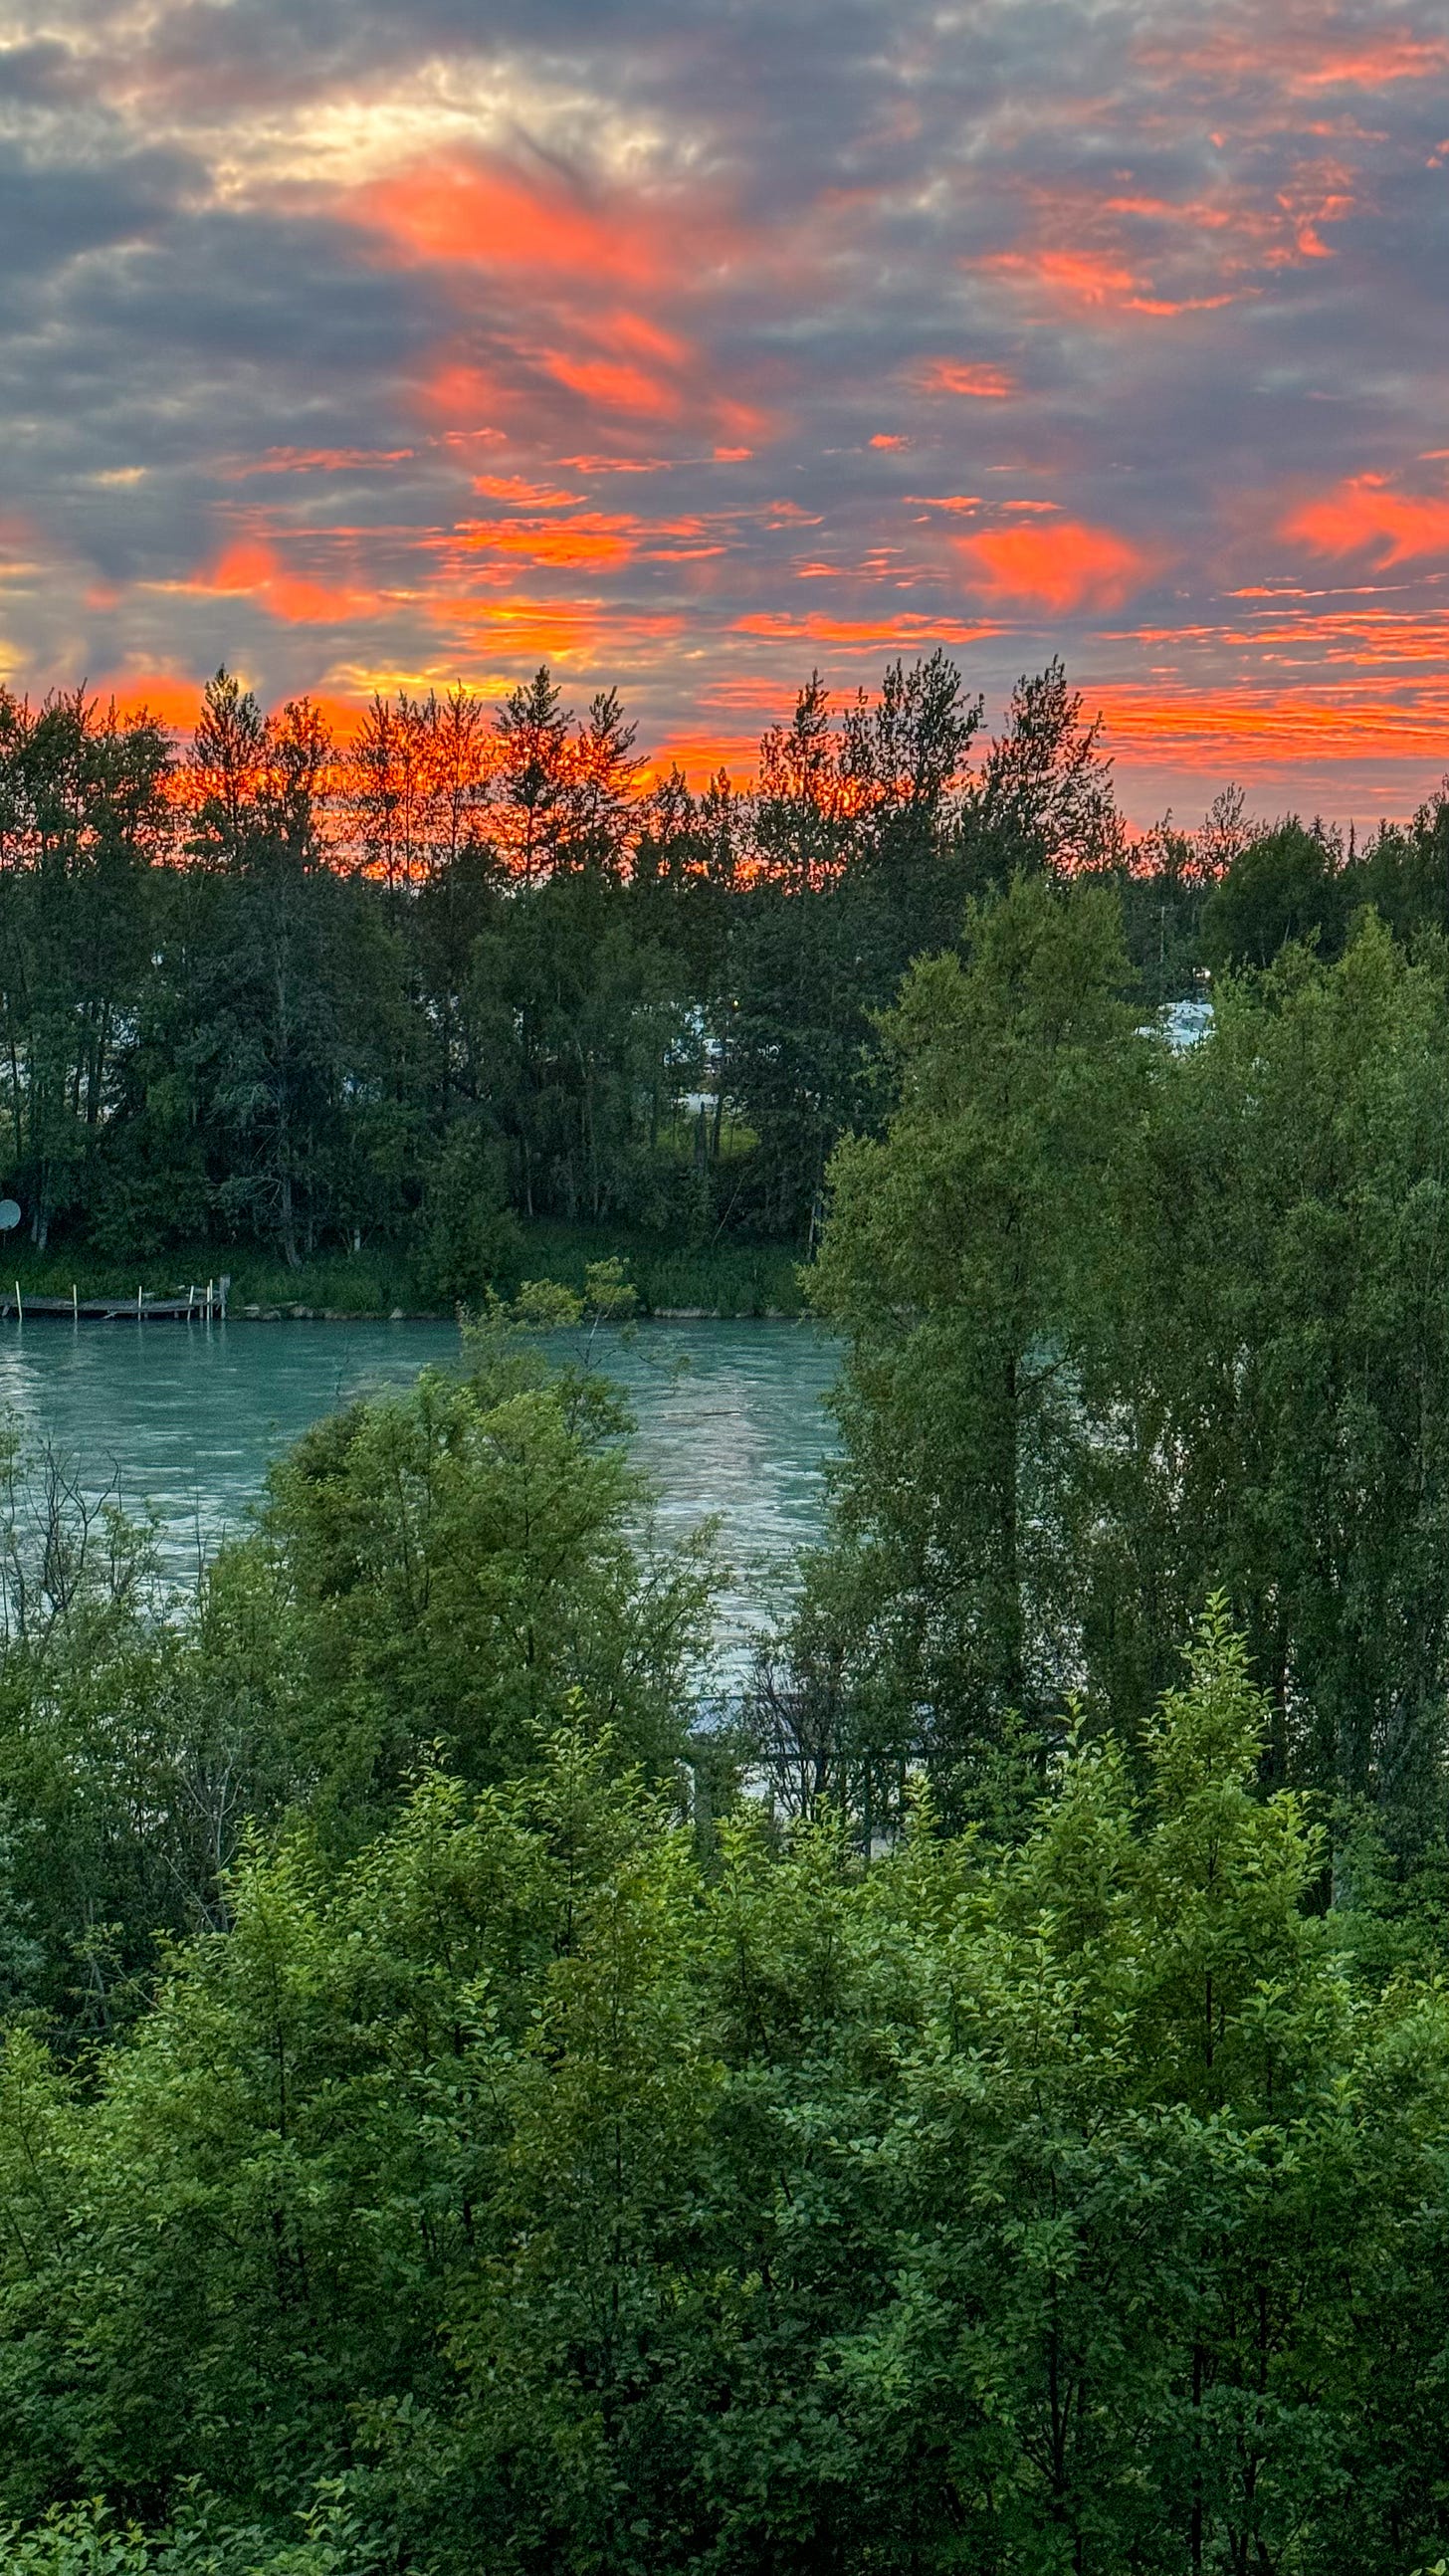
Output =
[{"x1": 0, "y1": 0, "x2": 1447, "y2": 817}]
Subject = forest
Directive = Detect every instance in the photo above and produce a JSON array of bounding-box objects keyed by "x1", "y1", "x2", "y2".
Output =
[
  {"x1": 3, "y1": 651, "x2": 1443, "y2": 1301},
  {"x1": 5, "y1": 655, "x2": 1449, "y2": 2567}
]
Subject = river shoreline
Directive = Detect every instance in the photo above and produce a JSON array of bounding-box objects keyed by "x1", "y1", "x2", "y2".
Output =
[
  {"x1": 0, "y1": 1223, "x2": 808, "y2": 1325},
  {"x1": 220, "y1": 1303, "x2": 805, "y2": 1323}
]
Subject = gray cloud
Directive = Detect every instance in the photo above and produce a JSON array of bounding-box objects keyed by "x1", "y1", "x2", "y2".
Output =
[{"x1": 0, "y1": 0, "x2": 1446, "y2": 817}]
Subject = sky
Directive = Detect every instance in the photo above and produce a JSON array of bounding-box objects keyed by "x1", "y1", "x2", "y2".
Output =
[{"x1": 1, "y1": 0, "x2": 1448, "y2": 827}]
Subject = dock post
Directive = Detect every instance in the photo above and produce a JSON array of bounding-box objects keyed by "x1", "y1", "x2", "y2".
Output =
[
  {"x1": 72, "y1": 1283, "x2": 78, "y2": 1322},
  {"x1": 219, "y1": 1273, "x2": 230, "y2": 1320},
  {"x1": 13, "y1": 1281, "x2": 20, "y2": 1325},
  {"x1": 207, "y1": 1276, "x2": 214, "y2": 1322},
  {"x1": 137, "y1": 1285, "x2": 142, "y2": 1320}
]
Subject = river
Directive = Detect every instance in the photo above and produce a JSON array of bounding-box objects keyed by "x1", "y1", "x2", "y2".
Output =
[{"x1": 0, "y1": 1316, "x2": 840, "y2": 1671}]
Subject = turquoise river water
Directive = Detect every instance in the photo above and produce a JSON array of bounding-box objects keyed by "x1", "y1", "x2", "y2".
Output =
[{"x1": 0, "y1": 1317, "x2": 840, "y2": 1671}]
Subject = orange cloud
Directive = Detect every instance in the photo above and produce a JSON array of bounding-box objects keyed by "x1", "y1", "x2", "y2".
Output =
[
  {"x1": 640, "y1": 732, "x2": 763, "y2": 787},
  {"x1": 1094, "y1": 683, "x2": 1449, "y2": 769},
  {"x1": 1285, "y1": 475, "x2": 1449, "y2": 566},
  {"x1": 984, "y1": 248, "x2": 1143, "y2": 308},
  {"x1": 448, "y1": 503, "x2": 724, "y2": 572},
  {"x1": 347, "y1": 156, "x2": 671, "y2": 290},
  {"x1": 456, "y1": 512, "x2": 642, "y2": 569},
  {"x1": 94, "y1": 676, "x2": 368, "y2": 742},
  {"x1": 91, "y1": 674, "x2": 202, "y2": 732},
  {"x1": 437, "y1": 596, "x2": 685, "y2": 663},
  {"x1": 981, "y1": 155, "x2": 1362, "y2": 328},
  {"x1": 917, "y1": 359, "x2": 1017, "y2": 398},
  {"x1": 473, "y1": 474, "x2": 587, "y2": 507},
  {"x1": 955, "y1": 520, "x2": 1155, "y2": 612},
  {"x1": 418, "y1": 363, "x2": 510, "y2": 428},
  {"x1": 1138, "y1": 25, "x2": 1449, "y2": 98},
  {"x1": 415, "y1": 330, "x2": 767, "y2": 452},
  {"x1": 1096, "y1": 603, "x2": 1449, "y2": 678},
  {"x1": 605, "y1": 310, "x2": 692, "y2": 368},
  {"x1": 1289, "y1": 35, "x2": 1449, "y2": 92},
  {"x1": 560, "y1": 454, "x2": 671, "y2": 474},
  {"x1": 231, "y1": 447, "x2": 416, "y2": 478},
  {"x1": 540, "y1": 351, "x2": 683, "y2": 419},
  {"x1": 984, "y1": 245, "x2": 1243, "y2": 318},
  {"x1": 731, "y1": 610, "x2": 1004, "y2": 647},
  {"x1": 352, "y1": 158, "x2": 776, "y2": 453},
  {"x1": 181, "y1": 540, "x2": 384, "y2": 626}
]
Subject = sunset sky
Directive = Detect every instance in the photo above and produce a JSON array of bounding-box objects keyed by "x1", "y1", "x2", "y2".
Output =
[{"x1": 2, "y1": 0, "x2": 1448, "y2": 824}]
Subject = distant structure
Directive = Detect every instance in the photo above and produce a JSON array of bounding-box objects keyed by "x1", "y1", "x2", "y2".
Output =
[{"x1": 1159, "y1": 998, "x2": 1213, "y2": 1050}]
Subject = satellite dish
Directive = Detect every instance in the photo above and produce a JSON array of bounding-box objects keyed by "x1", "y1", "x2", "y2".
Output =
[{"x1": 0, "y1": 1202, "x2": 20, "y2": 1233}]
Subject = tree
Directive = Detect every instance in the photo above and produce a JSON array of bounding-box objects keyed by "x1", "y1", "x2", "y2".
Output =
[
  {"x1": 961, "y1": 655, "x2": 1122, "y2": 885},
  {"x1": 808, "y1": 873, "x2": 1148, "y2": 1809},
  {"x1": 0, "y1": 688, "x2": 171, "y2": 1245},
  {"x1": 8, "y1": 1614, "x2": 1449, "y2": 2569},
  {"x1": 246, "y1": 1351, "x2": 716, "y2": 1840},
  {"x1": 413, "y1": 1118, "x2": 519, "y2": 1309},
  {"x1": 725, "y1": 659, "x2": 982, "y2": 1238},
  {"x1": 176, "y1": 683, "x2": 402, "y2": 1264},
  {"x1": 1201, "y1": 816, "x2": 1346, "y2": 968},
  {"x1": 559, "y1": 687, "x2": 639, "y2": 877},
  {"x1": 1087, "y1": 915, "x2": 1449, "y2": 1839},
  {"x1": 1344, "y1": 781, "x2": 1449, "y2": 945},
  {"x1": 491, "y1": 666, "x2": 573, "y2": 887}
]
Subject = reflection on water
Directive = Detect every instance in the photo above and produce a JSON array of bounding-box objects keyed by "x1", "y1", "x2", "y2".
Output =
[{"x1": 0, "y1": 1316, "x2": 840, "y2": 1673}]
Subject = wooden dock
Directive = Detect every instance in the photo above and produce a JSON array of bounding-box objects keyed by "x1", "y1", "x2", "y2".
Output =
[{"x1": 0, "y1": 1277, "x2": 230, "y2": 1323}]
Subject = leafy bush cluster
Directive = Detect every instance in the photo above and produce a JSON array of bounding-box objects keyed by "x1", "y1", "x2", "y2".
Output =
[{"x1": 9, "y1": 1611, "x2": 1449, "y2": 2574}]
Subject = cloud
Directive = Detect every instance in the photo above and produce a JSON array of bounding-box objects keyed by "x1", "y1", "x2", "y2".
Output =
[
  {"x1": 176, "y1": 539, "x2": 387, "y2": 625},
  {"x1": 954, "y1": 522, "x2": 1158, "y2": 613},
  {"x1": 345, "y1": 155, "x2": 674, "y2": 289},
  {"x1": 473, "y1": 474, "x2": 588, "y2": 506},
  {"x1": 1095, "y1": 681, "x2": 1449, "y2": 767},
  {"x1": 455, "y1": 512, "x2": 643, "y2": 568},
  {"x1": 1285, "y1": 473, "x2": 1449, "y2": 565},
  {"x1": 731, "y1": 610, "x2": 1004, "y2": 647},
  {"x1": 916, "y1": 360, "x2": 1017, "y2": 398},
  {"x1": 538, "y1": 352, "x2": 684, "y2": 420},
  {"x1": 0, "y1": 0, "x2": 1446, "y2": 817}
]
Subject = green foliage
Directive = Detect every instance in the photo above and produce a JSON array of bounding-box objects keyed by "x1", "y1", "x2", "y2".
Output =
[
  {"x1": 0, "y1": 650, "x2": 1125, "y2": 1269},
  {"x1": 0, "y1": 2484, "x2": 396, "y2": 2572},
  {"x1": 4, "y1": 1616, "x2": 1449, "y2": 2569},
  {"x1": 0, "y1": 1311, "x2": 714, "y2": 2031},
  {"x1": 0, "y1": 1227, "x2": 804, "y2": 1320},
  {"x1": 250, "y1": 1355, "x2": 712, "y2": 1839},
  {"x1": 412, "y1": 1120, "x2": 519, "y2": 1310},
  {"x1": 1344, "y1": 783, "x2": 1449, "y2": 944},
  {"x1": 1089, "y1": 914, "x2": 1449, "y2": 1828},
  {"x1": 1, "y1": 657, "x2": 1445, "y2": 1287},
  {"x1": 1201, "y1": 817, "x2": 1347, "y2": 969},
  {"x1": 807, "y1": 872, "x2": 1148, "y2": 1811},
  {"x1": 808, "y1": 884, "x2": 1449, "y2": 1853}
]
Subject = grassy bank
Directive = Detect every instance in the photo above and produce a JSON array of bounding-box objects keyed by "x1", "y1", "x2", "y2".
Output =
[
  {"x1": 0, "y1": 1227, "x2": 808, "y2": 1321},
  {"x1": 510, "y1": 1223, "x2": 806, "y2": 1318}
]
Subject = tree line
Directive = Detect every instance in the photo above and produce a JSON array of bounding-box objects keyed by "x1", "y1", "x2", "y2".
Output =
[{"x1": 6, "y1": 653, "x2": 1444, "y2": 1279}]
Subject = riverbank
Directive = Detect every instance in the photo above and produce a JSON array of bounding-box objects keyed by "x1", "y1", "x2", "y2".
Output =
[{"x1": 0, "y1": 1224, "x2": 808, "y2": 1322}]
